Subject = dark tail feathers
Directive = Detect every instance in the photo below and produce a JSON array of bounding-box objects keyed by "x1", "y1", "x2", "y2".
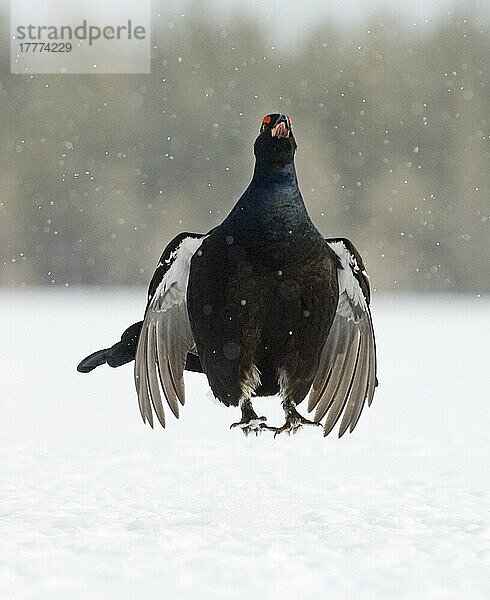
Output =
[
  {"x1": 77, "y1": 348, "x2": 112, "y2": 373},
  {"x1": 77, "y1": 321, "x2": 142, "y2": 373}
]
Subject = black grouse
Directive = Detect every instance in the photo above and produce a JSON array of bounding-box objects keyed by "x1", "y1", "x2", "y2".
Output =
[{"x1": 78, "y1": 114, "x2": 377, "y2": 437}]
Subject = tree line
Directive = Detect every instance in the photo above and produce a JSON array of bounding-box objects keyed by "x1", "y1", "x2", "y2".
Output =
[{"x1": 1, "y1": 6, "x2": 488, "y2": 292}]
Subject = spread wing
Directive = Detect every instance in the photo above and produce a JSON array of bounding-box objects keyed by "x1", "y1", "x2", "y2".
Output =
[
  {"x1": 308, "y1": 238, "x2": 377, "y2": 437},
  {"x1": 145, "y1": 231, "x2": 212, "y2": 308},
  {"x1": 134, "y1": 235, "x2": 204, "y2": 428}
]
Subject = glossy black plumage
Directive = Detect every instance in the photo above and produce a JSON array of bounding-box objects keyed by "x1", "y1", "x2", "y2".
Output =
[
  {"x1": 78, "y1": 113, "x2": 377, "y2": 437},
  {"x1": 187, "y1": 119, "x2": 338, "y2": 409}
]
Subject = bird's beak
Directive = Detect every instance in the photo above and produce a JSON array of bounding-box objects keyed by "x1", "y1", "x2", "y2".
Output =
[{"x1": 271, "y1": 115, "x2": 290, "y2": 138}]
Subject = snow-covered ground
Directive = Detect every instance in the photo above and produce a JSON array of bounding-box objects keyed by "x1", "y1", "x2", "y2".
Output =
[{"x1": 0, "y1": 290, "x2": 488, "y2": 599}]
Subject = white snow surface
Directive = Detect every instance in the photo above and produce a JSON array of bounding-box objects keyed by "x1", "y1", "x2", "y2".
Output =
[{"x1": 1, "y1": 290, "x2": 489, "y2": 600}]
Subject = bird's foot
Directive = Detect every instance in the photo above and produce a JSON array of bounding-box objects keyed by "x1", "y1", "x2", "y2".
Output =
[
  {"x1": 265, "y1": 409, "x2": 321, "y2": 438},
  {"x1": 230, "y1": 415, "x2": 267, "y2": 437}
]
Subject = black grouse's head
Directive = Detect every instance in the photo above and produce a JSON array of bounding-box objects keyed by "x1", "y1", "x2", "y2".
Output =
[{"x1": 254, "y1": 113, "x2": 297, "y2": 171}]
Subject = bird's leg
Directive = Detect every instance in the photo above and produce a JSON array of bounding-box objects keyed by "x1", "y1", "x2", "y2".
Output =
[
  {"x1": 230, "y1": 398, "x2": 266, "y2": 436},
  {"x1": 265, "y1": 398, "x2": 321, "y2": 437}
]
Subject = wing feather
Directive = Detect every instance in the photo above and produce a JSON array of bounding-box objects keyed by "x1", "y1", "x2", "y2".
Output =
[
  {"x1": 338, "y1": 329, "x2": 367, "y2": 437},
  {"x1": 155, "y1": 317, "x2": 181, "y2": 418},
  {"x1": 134, "y1": 236, "x2": 204, "y2": 428},
  {"x1": 322, "y1": 328, "x2": 362, "y2": 436},
  {"x1": 312, "y1": 319, "x2": 353, "y2": 421},
  {"x1": 135, "y1": 318, "x2": 155, "y2": 427},
  {"x1": 348, "y1": 310, "x2": 376, "y2": 432},
  {"x1": 147, "y1": 320, "x2": 166, "y2": 427},
  {"x1": 307, "y1": 316, "x2": 343, "y2": 413},
  {"x1": 366, "y1": 314, "x2": 377, "y2": 407},
  {"x1": 309, "y1": 239, "x2": 378, "y2": 437}
]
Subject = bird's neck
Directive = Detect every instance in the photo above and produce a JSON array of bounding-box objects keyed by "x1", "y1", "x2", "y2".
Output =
[
  {"x1": 246, "y1": 159, "x2": 306, "y2": 215},
  {"x1": 251, "y1": 159, "x2": 298, "y2": 187},
  {"x1": 225, "y1": 157, "x2": 316, "y2": 236}
]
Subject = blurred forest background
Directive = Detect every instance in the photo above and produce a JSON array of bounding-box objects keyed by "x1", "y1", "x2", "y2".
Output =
[{"x1": 1, "y1": 0, "x2": 488, "y2": 292}]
